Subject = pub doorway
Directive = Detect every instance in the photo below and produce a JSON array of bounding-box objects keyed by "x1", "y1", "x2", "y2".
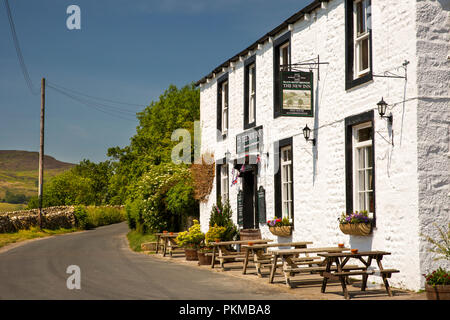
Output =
[{"x1": 241, "y1": 166, "x2": 258, "y2": 229}]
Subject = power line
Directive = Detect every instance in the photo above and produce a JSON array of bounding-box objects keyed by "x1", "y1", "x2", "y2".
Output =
[
  {"x1": 47, "y1": 84, "x2": 140, "y2": 115},
  {"x1": 3, "y1": 0, "x2": 38, "y2": 95},
  {"x1": 47, "y1": 81, "x2": 146, "y2": 108},
  {"x1": 47, "y1": 84, "x2": 138, "y2": 122}
]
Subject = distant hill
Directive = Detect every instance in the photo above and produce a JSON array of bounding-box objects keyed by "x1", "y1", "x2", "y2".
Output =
[
  {"x1": 0, "y1": 150, "x2": 75, "y2": 205},
  {"x1": 0, "y1": 150, "x2": 74, "y2": 171}
]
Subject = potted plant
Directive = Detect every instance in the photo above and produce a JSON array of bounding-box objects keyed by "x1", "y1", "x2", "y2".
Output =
[
  {"x1": 338, "y1": 210, "x2": 372, "y2": 236},
  {"x1": 421, "y1": 223, "x2": 450, "y2": 300},
  {"x1": 197, "y1": 245, "x2": 213, "y2": 265},
  {"x1": 175, "y1": 220, "x2": 205, "y2": 261},
  {"x1": 267, "y1": 217, "x2": 292, "y2": 237}
]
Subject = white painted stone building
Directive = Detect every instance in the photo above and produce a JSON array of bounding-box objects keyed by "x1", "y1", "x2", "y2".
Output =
[{"x1": 195, "y1": 0, "x2": 449, "y2": 291}]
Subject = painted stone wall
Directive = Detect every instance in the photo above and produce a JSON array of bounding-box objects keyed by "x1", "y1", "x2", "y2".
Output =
[
  {"x1": 416, "y1": 0, "x2": 450, "y2": 286},
  {"x1": 198, "y1": 0, "x2": 448, "y2": 291}
]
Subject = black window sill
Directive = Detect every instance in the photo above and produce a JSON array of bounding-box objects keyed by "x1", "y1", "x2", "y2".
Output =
[
  {"x1": 345, "y1": 72, "x2": 373, "y2": 91},
  {"x1": 244, "y1": 122, "x2": 256, "y2": 130}
]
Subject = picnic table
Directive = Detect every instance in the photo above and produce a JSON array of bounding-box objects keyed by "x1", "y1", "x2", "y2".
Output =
[
  {"x1": 269, "y1": 247, "x2": 361, "y2": 288},
  {"x1": 155, "y1": 232, "x2": 179, "y2": 257},
  {"x1": 318, "y1": 251, "x2": 400, "y2": 299},
  {"x1": 241, "y1": 242, "x2": 313, "y2": 277},
  {"x1": 209, "y1": 239, "x2": 273, "y2": 270}
]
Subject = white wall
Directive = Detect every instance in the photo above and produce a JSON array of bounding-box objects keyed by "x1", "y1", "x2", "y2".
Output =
[
  {"x1": 198, "y1": 0, "x2": 448, "y2": 291},
  {"x1": 415, "y1": 0, "x2": 450, "y2": 287}
]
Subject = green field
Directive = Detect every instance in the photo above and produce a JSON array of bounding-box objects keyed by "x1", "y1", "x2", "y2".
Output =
[
  {"x1": 0, "y1": 203, "x2": 27, "y2": 213},
  {"x1": 0, "y1": 150, "x2": 74, "y2": 211}
]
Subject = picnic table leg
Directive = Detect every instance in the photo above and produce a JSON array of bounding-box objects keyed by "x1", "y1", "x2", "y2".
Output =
[
  {"x1": 255, "y1": 251, "x2": 263, "y2": 278},
  {"x1": 269, "y1": 255, "x2": 278, "y2": 284},
  {"x1": 155, "y1": 235, "x2": 160, "y2": 254},
  {"x1": 210, "y1": 246, "x2": 216, "y2": 268},
  {"x1": 336, "y1": 257, "x2": 350, "y2": 299},
  {"x1": 376, "y1": 257, "x2": 393, "y2": 296},
  {"x1": 361, "y1": 256, "x2": 372, "y2": 291},
  {"x1": 162, "y1": 238, "x2": 168, "y2": 257},
  {"x1": 242, "y1": 248, "x2": 250, "y2": 274},
  {"x1": 321, "y1": 258, "x2": 332, "y2": 293}
]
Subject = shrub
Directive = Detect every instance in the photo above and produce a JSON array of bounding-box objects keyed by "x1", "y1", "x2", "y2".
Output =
[
  {"x1": 74, "y1": 205, "x2": 125, "y2": 230},
  {"x1": 208, "y1": 199, "x2": 238, "y2": 241},
  {"x1": 85, "y1": 206, "x2": 125, "y2": 228},
  {"x1": 125, "y1": 198, "x2": 145, "y2": 232},
  {"x1": 73, "y1": 205, "x2": 89, "y2": 229},
  {"x1": 176, "y1": 219, "x2": 204, "y2": 249},
  {"x1": 205, "y1": 224, "x2": 226, "y2": 244}
]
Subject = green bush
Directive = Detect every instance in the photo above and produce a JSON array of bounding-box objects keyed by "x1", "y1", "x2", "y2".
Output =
[
  {"x1": 85, "y1": 206, "x2": 125, "y2": 228},
  {"x1": 175, "y1": 219, "x2": 204, "y2": 249},
  {"x1": 74, "y1": 205, "x2": 89, "y2": 229},
  {"x1": 205, "y1": 225, "x2": 226, "y2": 244},
  {"x1": 74, "y1": 205, "x2": 125, "y2": 230},
  {"x1": 125, "y1": 198, "x2": 144, "y2": 231},
  {"x1": 208, "y1": 199, "x2": 238, "y2": 241}
]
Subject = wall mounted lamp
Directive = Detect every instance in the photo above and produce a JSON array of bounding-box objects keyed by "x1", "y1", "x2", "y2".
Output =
[
  {"x1": 302, "y1": 124, "x2": 316, "y2": 146},
  {"x1": 377, "y1": 97, "x2": 393, "y2": 125}
]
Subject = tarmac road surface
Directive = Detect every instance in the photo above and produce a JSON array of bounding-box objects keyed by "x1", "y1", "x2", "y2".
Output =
[{"x1": 0, "y1": 222, "x2": 296, "y2": 300}]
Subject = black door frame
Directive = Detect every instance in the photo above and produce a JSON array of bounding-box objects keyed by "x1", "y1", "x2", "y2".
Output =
[{"x1": 234, "y1": 161, "x2": 259, "y2": 229}]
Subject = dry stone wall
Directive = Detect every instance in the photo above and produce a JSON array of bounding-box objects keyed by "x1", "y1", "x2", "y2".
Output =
[{"x1": 0, "y1": 206, "x2": 76, "y2": 233}]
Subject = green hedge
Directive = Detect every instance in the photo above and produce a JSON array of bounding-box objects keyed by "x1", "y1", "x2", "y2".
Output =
[{"x1": 74, "y1": 205, "x2": 126, "y2": 230}]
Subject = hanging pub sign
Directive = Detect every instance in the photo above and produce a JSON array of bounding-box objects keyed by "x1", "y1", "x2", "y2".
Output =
[
  {"x1": 236, "y1": 125, "x2": 263, "y2": 154},
  {"x1": 280, "y1": 71, "x2": 313, "y2": 117}
]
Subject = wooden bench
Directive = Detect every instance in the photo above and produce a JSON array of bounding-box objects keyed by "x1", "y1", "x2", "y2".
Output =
[
  {"x1": 269, "y1": 247, "x2": 351, "y2": 287},
  {"x1": 241, "y1": 242, "x2": 313, "y2": 277},
  {"x1": 210, "y1": 239, "x2": 273, "y2": 271},
  {"x1": 319, "y1": 251, "x2": 400, "y2": 299}
]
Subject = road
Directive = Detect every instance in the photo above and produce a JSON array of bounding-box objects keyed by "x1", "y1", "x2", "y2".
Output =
[{"x1": 0, "y1": 222, "x2": 296, "y2": 300}]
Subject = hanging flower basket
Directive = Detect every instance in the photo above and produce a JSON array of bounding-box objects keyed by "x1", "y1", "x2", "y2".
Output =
[
  {"x1": 339, "y1": 223, "x2": 372, "y2": 236},
  {"x1": 269, "y1": 226, "x2": 292, "y2": 237}
]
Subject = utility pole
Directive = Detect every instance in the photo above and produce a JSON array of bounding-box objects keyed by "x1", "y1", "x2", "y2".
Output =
[{"x1": 38, "y1": 77, "x2": 45, "y2": 229}]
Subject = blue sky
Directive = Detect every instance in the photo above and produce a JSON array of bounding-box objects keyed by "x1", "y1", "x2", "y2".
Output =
[{"x1": 0, "y1": 0, "x2": 310, "y2": 164}]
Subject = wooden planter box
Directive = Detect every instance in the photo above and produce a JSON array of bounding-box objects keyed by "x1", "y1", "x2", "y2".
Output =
[
  {"x1": 184, "y1": 248, "x2": 199, "y2": 261},
  {"x1": 197, "y1": 251, "x2": 213, "y2": 265},
  {"x1": 339, "y1": 223, "x2": 372, "y2": 236},
  {"x1": 426, "y1": 283, "x2": 450, "y2": 300},
  {"x1": 269, "y1": 226, "x2": 292, "y2": 237}
]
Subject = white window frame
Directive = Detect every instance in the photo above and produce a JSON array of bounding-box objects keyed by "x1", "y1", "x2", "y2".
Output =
[
  {"x1": 279, "y1": 42, "x2": 290, "y2": 71},
  {"x1": 280, "y1": 145, "x2": 293, "y2": 221},
  {"x1": 221, "y1": 81, "x2": 228, "y2": 134},
  {"x1": 248, "y1": 63, "x2": 256, "y2": 124},
  {"x1": 352, "y1": 122, "x2": 374, "y2": 217},
  {"x1": 221, "y1": 164, "x2": 229, "y2": 201},
  {"x1": 353, "y1": 0, "x2": 371, "y2": 78}
]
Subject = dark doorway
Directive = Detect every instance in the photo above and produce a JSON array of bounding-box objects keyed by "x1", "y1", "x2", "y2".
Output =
[{"x1": 241, "y1": 169, "x2": 257, "y2": 229}]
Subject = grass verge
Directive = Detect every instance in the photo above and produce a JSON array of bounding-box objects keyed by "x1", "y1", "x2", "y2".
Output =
[
  {"x1": 0, "y1": 226, "x2": 77, "y2": 249},
  {"x1": 126, "y1": 230, "x2": 157, "y2": 252}
]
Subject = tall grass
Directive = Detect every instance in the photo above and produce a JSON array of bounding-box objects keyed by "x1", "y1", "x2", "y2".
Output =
[
  {"x1": 0, "y1": 226, "x2": 77, "y2": 249},
  {"x1": 74, "y1": 205, "x2": 126, "y2": 230}
]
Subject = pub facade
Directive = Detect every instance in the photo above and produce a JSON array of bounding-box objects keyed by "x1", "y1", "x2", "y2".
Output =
[{"x1": 195, "y1": 0, "x2": 449, "y2": 291}]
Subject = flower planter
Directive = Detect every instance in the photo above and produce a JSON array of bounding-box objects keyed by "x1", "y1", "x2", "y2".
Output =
[
  {"x1": 184, "y1": 248, "x2": 199, "y2": 261},
  {"x1": 197, "y1": 251, "x2": 212, "y2": 265},
  {"x1": 339, "y1": 223, "x2": 372, "y2": 236},
  {"x1": 269, "y1": 226, "x2": 292, "y2": 237},
  {"x1": 425, "y1": 284, "x2": 450, "y2": 300}
]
